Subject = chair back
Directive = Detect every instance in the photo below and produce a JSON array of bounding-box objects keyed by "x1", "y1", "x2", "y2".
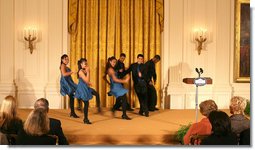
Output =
[
  {"x1": 48, "y1": 134, "x2": 59, "y2": 145},
  {"x1": 0, "y1": 131, "x2": 9, "y2": 145}
]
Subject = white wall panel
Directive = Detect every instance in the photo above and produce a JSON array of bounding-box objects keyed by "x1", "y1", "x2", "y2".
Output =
[
  {"x1": 0, "y1": 0, "x2": 15, "y2": 103},
  {"x1": 162, "y1": 0, "x2": 250, "y2": 109},
  {"x1": 0, "y1": 0, "x2": 67, "y2": 108}
]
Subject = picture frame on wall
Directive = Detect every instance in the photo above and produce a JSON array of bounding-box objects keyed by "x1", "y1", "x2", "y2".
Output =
[{"x1": 234, "y1": 0, "x2": 250, "y2": 82}]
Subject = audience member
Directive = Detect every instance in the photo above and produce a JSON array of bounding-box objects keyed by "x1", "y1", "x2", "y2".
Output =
[
  {"x1": 183, "y1": 99, "x2": 218, "y2": 145},
  {"x1": 34, "y1": 98, "x2": 69, "y2": 145},
  {"x1": 16, "y1": 108, "x2": 56, "y2": 145},
  {"x1": 0, "y1": 95, "x2": 23, "y2": 144},
  {"x1": 229, "y1": 96, "x2": 250, "y2": 139},
  {"x1": 201, "y1": 111, "x2": 238, "y2": 145}
]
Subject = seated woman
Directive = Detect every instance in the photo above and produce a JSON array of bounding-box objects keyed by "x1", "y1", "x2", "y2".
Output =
[
  {"x1": 229, "y1": 96, "x2": 250, "y2": 139},
  {"x1": 0, "y1": 95, "x2": 23, "y2": 144},
  {"x1": 201, "y1": 111, "x2": 238, "y2": 145},
  {"x1": 16, "y1": 108, "x2": 56, "y2": 145},
  {"x1": 183, "y1": 99, "x2": 218, "y2": 145}
]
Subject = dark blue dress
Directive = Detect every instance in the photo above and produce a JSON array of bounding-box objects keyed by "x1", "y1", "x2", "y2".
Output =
[
  {"x1": 75, "y1": 77, "x2": 93, "y2": 102},
  {"x1": 60, "y1": 67, "x2": 77, "y2": 96},
  {"x1": 108, "y1": 73, "x2": 128, "y2": 98}
]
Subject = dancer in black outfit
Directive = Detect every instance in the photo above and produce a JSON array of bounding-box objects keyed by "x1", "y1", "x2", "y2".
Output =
[
  {"x1": 144, "y1": 55, "x2": 161, "y2": 111},
  {"x1": 123, "y1": 54, "x2": 149, "y2": 117}
]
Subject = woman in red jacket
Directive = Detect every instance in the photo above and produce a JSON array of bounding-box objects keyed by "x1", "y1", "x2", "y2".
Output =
[{"x1": 183, "y1": 99, "x2": 218, "y2": 145}]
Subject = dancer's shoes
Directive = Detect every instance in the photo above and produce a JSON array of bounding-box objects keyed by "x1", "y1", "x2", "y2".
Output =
[
  {"x1": 83, "y1": 119, "x2": 92, "y2": 124},
  {"x1": 70, "y1": 113, "x2": 79, "y2": 118},
  {"x1": 122, "y1": 115, "x2": 131, "y2": 120}
]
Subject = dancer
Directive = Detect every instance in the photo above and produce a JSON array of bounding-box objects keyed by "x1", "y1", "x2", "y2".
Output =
[
  {"x1": 59, "y1": 54, "x2": 79, "y2": 118},
  {"x1": 145, "y1": 55, "x2": 161, "y2": 111},
  {"x1": 123, "y1": 54, "x2": 149, "y2": 117},
  {"x1": 75, "y1": 58, "x2": 93, "y2": 124},
  {"x1": 113, "y1": 53, "x2": 134, "y2": 111},
  {"x1": 77, "y1": 59, "x2": 101, "y2": 113},
  {"x1": 104, "y1": 56, "x2": 131, "y2": 120},
  {"x1": 115, "y1": 53, "x2": 126, "y2": 78}
]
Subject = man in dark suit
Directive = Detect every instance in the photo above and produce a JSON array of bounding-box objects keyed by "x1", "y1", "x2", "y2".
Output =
[
  {"x1": 123, "y1": 54, "x2": 149, "y2": 117},
  {"x1": 115, "y1": 53, "x2": 126, "y2": 79},
  {"x1": 112, "y1": 53, "x2": 134, "y2": 111},
  {"x1": 144, "y1": 55, "x2": 161, "y2": 111},
  {"x1": 34, "y1": 98, "x2": 69, "y2": 145}
]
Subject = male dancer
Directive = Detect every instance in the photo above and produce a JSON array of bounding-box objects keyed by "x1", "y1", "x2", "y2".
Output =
[
  {"x1": 145, "y1": 55, "x2": 161, "y2": 111},
  {"x1": 123, "y1": 54, "x2": 149, "y2": 116}
]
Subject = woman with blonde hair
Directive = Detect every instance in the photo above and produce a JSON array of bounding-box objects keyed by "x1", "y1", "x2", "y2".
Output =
[
  {"x1": 183, "y1": 99, "x2": 218, "y2": 145},
  {"x1": 0, "y1": 95, "x2": 23, "y2": 136},
  {"x1": 16, "y1": 108, "x2": 56, "y2": 145},
  {"x1": 229, "y1": 96, "x2": 250, "y2": 139}
]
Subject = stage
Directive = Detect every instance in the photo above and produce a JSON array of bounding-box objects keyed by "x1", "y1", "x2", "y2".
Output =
[{"x1": 17, "y1": 108, "x2": 230, "y2": 145}]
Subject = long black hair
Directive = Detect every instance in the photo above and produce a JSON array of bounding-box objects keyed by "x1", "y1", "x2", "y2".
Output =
[
  {"x1": 105, "y1": 56, "x2": 117, "y2": 76},
  {"x1": 208, "y1": 111, "x2": 232, "y2": 136},
  {"x1": 77, "y1": 58, "x2": 87, "y2": 78},
  {"x1": 60, "y1": 54, "x2": 68, "y2": 69}
]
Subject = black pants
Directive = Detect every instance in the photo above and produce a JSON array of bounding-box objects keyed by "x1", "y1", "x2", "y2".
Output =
[
  {"x1": 147, "y1": 84, "x2": 157, "y2": 110},
  {"x1": 90, "y1": 88, "x2": 100, "y2": 108},
  {"x1": 78, "y1": 88, "x2": 100, "y2": 109},
  {"x1": 114, "y1": 100, "x2": 131, "y2": 110},
  {"x1": 83, "y1": 101, "x2": 89, "y2": 120},
  {"x1": 113, "y1": 94, "x2": 127, "y2": 116},
  {"x1": 135, "y1": 88, "x2": 149, "y2": 115},
  {"x1": 68, "y1": 94, "x2": 76, "y2": 114}
]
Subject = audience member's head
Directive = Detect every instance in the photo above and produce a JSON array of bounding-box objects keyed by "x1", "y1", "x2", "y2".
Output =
[
  {"x1": 199, "y1": 99, "x2": 218, "y2": 117},
  {"x1": 0, "y1": 95, "x2": 18, "y2": 125},
  {"x1": 208, "y1": 111, "x2": 232, "y2": 136},
  {"x1": 24, "y1": 108, "x2": 49, "y2": 136},
  {"x1": 34, "y1": 98, "x2": 49, "y2": 113},
  {"x1": 229, "y1": 96, "x2": 247, "y2": 115}
]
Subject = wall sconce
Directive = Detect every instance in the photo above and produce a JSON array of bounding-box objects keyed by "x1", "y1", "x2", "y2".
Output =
[
  {"x1": 192, "y1": 28, "x2": 207, "y2": 55},
  {"x1": 24, "y1": 27, "x2": 37, "y2": 54}
]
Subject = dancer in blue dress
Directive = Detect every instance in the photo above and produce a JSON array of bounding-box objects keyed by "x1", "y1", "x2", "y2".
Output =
[
  {"x1": 104, "y1": 56, "x2": 131, "y2": 120},
  {"x1": 60, "y1": 54, "x2": 79, "y2": 118},
  {"x1": 77, "y1": 59, "x2": 101, "y2": 113},
  {"x1": 75, "y1": 58, "x2": 93, "y2": 124}
]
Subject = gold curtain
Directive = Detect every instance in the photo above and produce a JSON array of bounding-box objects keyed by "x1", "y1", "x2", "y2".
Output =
[{"x1": 68, "y1": 0, "x2": 164, "y2": 108}]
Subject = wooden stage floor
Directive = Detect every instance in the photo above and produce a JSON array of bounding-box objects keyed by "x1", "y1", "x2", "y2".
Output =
[{"x1": 17, "y1": 108, "x2": 230, "y2": 145}]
